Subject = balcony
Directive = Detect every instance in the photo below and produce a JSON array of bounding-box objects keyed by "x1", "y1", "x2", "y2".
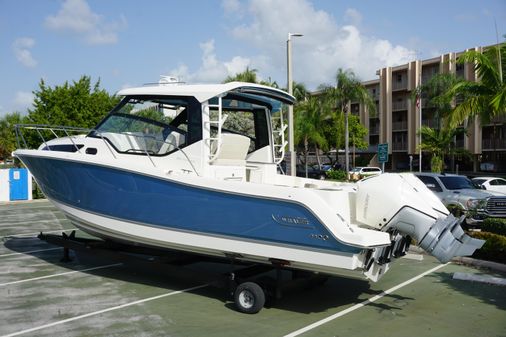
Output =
[
  {"x1": 392, "y1": 120, "x2": 408, "y2": 131},
  {"x1": 392, "y1": 141, "x2": 407, "y2": 151},
  {"x1": 422, "y1": 119, "x2": 439, "y2": 129},
  {"x1": 392, "y1": 100, "x2": 407, "y2": 111},
  {"x1": 392, "y1": 80, "x2": 407, "y2": 91},
  {"x1": 482, "y1": 115, "x2": 506, "y2": 125},
  {"x1": 482, "y1": 138, "x2": 506, "y2": 150}
]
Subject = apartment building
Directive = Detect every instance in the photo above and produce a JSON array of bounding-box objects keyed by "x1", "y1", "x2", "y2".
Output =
[{"x1": 353, "y1": 46, "x2": 506, "y2": 173}]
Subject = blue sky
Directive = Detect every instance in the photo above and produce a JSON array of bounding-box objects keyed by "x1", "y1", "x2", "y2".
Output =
[{"x1": 1, "y1": 0, "x2": 505, "y2": 117}]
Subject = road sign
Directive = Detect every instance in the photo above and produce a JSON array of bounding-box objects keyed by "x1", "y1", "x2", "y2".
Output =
[{"x1": 378, "y1": 143, "x2": 389, "y2": 163}]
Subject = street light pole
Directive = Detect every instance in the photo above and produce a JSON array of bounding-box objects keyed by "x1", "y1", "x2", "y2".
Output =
[
  {"x1": 287, "y1": 33, "x2": 303, "y2": 176},
  {"x1": 418, "y1": 61, "x2": 423, "y2": 172}
]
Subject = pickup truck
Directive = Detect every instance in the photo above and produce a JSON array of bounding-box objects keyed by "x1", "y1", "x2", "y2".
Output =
[{"x1": 415, "y1": 173, "x2": 506, "y2": 224}]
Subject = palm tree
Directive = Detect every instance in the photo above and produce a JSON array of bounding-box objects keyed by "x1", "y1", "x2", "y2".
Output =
[
  {"x1": 412, "y1": 73, "x2": 463, "y2": 128},
  {"x1": 444, "y1": 42, "x2": 506, "y2": 169},
  {"x1": 418, "y1": 126, "x2": 468, "y2": 173},
  {"x1": 292, "y1": 81, "x2": 309, "y2": 102},
  {"x1": 321, "y1": 68, "x2": 375, "y2": 174},
  {"x1": 411, "y1": 73, "x2": 464, "y2": 171},
  {"x1": 223, "y1": 66, "x2": 259, "y2": 83},
  {"x1": 446, "y1": 42, "x2": 506, "y2": 127},
  {"x1": 294, "y1": 96, "x2": 327, "y2": 177}
]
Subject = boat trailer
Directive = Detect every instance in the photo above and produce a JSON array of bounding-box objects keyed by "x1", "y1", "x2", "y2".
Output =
[{"x1": 38, "y1": 231, "x2": 329, "y2": 314}]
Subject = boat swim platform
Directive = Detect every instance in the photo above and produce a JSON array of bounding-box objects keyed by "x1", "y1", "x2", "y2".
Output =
[{"x1": 1, "y1": 200, "x2": 505, "y2": 337}]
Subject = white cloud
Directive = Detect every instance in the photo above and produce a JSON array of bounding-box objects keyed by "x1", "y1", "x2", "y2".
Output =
[
  {"x1": 344, "y1": 8, "x2": 362, "y2": 26},
  {"x1": 12, "y1": 37, "x2": 37, "y2": 67},
  {"x1": 169, "y1": 0, "x2": 415, "y2": 88},
  {"x1": 13, "y1": 91, "x2": 35, "y2": 112},
  {"x1": 169, "y1": 39, "x2": 252, "y2": 83},
  {"x1": 44, "y1": 0, "x2": 126, "y2": 45},
  {"x1": 222, "y1": 0, "x2": 241, "y2": 15},
  {"x1": 228, "y1": 0, "x2": 415, "y2": 87}
]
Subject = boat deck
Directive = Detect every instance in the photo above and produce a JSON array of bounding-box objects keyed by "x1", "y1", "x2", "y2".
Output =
[{"x1": 1, "y1": 200, "x2": 505, "y2": 337}]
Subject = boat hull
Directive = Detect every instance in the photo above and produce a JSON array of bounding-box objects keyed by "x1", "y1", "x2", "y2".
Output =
[{"x1": 18, "y1": 153, "x2": 366, "y2": 277}]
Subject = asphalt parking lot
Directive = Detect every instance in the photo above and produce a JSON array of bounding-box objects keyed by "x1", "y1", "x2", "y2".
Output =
[{"x1": 1, "y1": 200, "x2": 505, "y2": 337}]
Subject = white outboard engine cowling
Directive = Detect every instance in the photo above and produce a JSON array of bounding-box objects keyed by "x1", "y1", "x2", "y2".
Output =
[{"x1": 355, "y1": 173, "x2": 484, "y2": 263}]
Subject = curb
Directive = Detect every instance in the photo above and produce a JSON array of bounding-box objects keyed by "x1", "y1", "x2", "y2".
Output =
[
  {"x1": 451, "y1": 256, "x2": 506, "y2": 273},
  {"x1": 409, "y1": 246, "x2": 506, "y2": 273}
]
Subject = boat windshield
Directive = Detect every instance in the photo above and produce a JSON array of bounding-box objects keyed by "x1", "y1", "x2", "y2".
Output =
[{"x1": 91, "y1": 96, "x2": 200, "y2": 156}]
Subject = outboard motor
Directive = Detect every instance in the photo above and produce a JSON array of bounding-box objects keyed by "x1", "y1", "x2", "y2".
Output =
[{"x1": 355, "y1": 173, "x2": 484, "y2": 263}]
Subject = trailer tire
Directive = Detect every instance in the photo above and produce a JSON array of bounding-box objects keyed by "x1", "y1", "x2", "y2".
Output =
[{"x1": 234, "y1": 282, "x2": 265, "y2": 314}]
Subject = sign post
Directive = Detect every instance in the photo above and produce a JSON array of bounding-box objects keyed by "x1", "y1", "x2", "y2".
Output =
[{"x1": 378, "y1": 143, "x2": 389, "y2": 172}]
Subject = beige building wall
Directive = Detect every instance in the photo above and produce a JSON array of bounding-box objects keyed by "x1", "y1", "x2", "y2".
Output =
[{"x1": 357, "y1": 44, "x2": 503, "y2": 172}]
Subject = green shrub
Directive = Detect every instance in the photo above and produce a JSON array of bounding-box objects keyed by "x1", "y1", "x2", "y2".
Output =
[
  {"x1": 482, "y1": 218, "x2": 506, "y2": 236},
  {"x1": 469, "y1": 231, "x2": 506, "y2": 264},
  {"x1": 326, "y1": 169, "x2": 347, "y2": 181}
]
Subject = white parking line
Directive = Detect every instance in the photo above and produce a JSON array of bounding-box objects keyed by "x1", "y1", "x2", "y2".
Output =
[
  {"x1": 283, "y1": 263, "x2": 449, "y2": 337},
  {"x1": 1, "y1": 284, "x2": 208, "y2": 337},
  {"x1": 0, "y1": 263, "x2": 123, "y2": 287},
  {"x1": 0, "y1": 228, "x2": 78, "y2": 240}
]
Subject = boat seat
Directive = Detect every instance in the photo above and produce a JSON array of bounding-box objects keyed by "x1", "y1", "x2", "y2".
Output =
[
  {"x1": 158, "y1": 132, "x2": 186, "y2": 154},
  {"x1": 211, "y1": 133, "x2": 250, "y2": 166}
]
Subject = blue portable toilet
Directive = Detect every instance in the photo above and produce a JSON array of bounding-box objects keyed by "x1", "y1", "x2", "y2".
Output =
[{"x1": 0, "y1": 168, "x2": 32, "y2": 202}]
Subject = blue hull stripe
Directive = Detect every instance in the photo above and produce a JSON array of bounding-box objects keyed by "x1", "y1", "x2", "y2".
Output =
[{"x1": 20, "y1": 155, "x2": 360, "y2": 253}]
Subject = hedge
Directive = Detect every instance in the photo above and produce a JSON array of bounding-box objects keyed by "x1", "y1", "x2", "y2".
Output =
[
  {"x1": 481, "y1": 218, "x2": 506, "y2": 236},
  {"x1": 469, "y1": 231, "x2": 506, "y2": 264},
  {"x1": 326, "y1": 169, "x2": 348, "y2": 181}
]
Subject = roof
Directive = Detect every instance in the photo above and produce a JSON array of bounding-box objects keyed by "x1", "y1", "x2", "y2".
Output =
[{"x1": 116, "y1": 81, "x2": 295, "y2": 105}]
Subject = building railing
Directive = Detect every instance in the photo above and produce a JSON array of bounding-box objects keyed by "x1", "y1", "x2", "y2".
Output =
[
  {"x1": 392, "y1": 80, "x2": 407, "y2": 90},
  {"x1": 422, "y1": 119, "x2": 439, "y2": 129},
  {"x1": 392, "y1": 100, "x2": 407, "y2": 111},
  {"x1": 369, "y1": 126, "x2": 380, "y2": 135},
  {"x1": 455, "y1": 139, "x2": 465, "y2": 148},
  {"x1": 392, "y1": 120, "x2": 408, "y2": 131},
  {"x1": 392, "y1": 141, "x2": 407, "y2": 151},
  {"x1": 482, "y1": 138, "x2": 506, "y2": 150}
]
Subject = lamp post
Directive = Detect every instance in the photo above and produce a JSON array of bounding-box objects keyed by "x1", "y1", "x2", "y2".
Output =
[
  {"x1": 418, "y1": 60, "x2": 423, "y2": 172},
  {"x1": 287, "y1": 33, "x2": 303, "y2": 176}
]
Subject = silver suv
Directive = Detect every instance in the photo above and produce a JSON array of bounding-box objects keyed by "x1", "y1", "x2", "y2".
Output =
[{"x1": 415, "y1": 173, "x2": 506, "y2": 224}]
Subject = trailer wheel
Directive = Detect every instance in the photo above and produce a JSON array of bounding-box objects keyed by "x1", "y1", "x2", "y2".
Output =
[{"x1": 234, "y1": 282, "x2": 265, "y2": 314}]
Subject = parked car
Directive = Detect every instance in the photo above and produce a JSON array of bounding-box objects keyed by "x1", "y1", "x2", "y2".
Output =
[
  {"x1": 472, "y1": 177, "x2": 506, "y2": 194},
  {"x1": 415, "y1": 173, "x2": 506, "y2": 224},
  {"x1": 348, "y1": 167, "x2": 382, "y2": 181},
  {"x1": 321, "y1": 162, "x2": 342, "y2": 171},
  {"x1": 296, "y1": 164, "x2": 326, "y2": 180}
]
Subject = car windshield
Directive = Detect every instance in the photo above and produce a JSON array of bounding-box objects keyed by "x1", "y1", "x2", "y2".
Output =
[
  {"x1": 439, "y1": 176, "x2": 476, "y2": 190},
  {"x1": 351, "y1": 167, "x2": 362, "y2": 172},
  {"x1": 472, "y1": 179, "x2": 486, "y2": 185}
]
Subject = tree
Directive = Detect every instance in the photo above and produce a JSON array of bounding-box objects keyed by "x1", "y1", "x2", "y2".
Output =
[
  {"x1": 223, "y1": 67, "x2": 259, "y2": 84},
  {"x1": 28, "y1": 76, "x2": 121, "y2": 129},
  {"x1": 294, "y1": 96, "x2": 327, "y2": 176},
  {"x1": 0, "y1": 112, "x2": 24, "y2": 159},
  {"x1": 412, "y1": 73, "x2": 463, "y2": 129},
  {"x1": 417, "y1": 126, "x2": 468, "y2": 173},
  {"x1": 291, "y1": 81, "x2": 309, "y2": 101},
  {"x1": 411, "y1": 73, "x2": 464, "y2": 171},
  {"x1": 446, "y1": 42, "x2": 506, "y2": 127},
  {"x1": 320, "y1": 68, "x2": 375, "y2": 173}
]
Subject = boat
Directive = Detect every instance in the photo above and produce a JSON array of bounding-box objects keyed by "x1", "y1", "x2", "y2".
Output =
[{"x1": 13, "y1": 81, "x2": 483, "y2": 287}]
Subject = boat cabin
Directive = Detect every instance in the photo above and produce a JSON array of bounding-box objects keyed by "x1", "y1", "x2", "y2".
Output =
[{"x1": 91, "y1": 82, "x2": 295, "y2": 182}]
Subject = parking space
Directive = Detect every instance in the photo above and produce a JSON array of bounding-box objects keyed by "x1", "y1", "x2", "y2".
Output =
[{"x1": 1, "y1": 200, "x2": 505, "y2": 337}]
